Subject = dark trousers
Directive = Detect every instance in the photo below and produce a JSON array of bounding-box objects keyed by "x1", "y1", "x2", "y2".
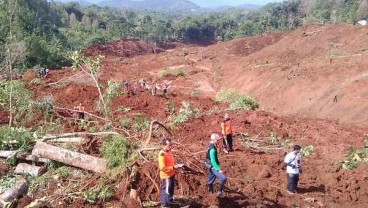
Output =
[
  {"x1": 161, "y1": 175, "x2": 175, "y2": 207},
  {"x1": 207, "y1": 168, "x2": 227, "y2": 193},
  {"x1": 287, "y1": 173, "x2": 299, "y2": 192},
  {"x1": 223, "y1": 134, "x2": 233, "y2": 151}
]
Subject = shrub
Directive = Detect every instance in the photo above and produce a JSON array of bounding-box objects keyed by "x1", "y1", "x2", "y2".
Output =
[
  {"x1": 101, "y1": 136, "x2": 132, "y2": 169},
  {"x1": 340, "y1": 140, "x2": 368, "y2": 170},
  {"x1": 171, "y1": 101, "x2": 200, "y2": 124},
  {"x1": 300, "y1": 145, "x2": 314, "y2": 156},
  {"x1": 132, "y1": 115, "x2": 149, "y2": 132},
  {"x1": 105, "y1": 80, "x2": 122, "y2": 103},
  {"x1": 119, "y1": 117, "x2": 131, "y2": 129},
  {"x1": 157, "y1": 68, "x2": 186, "y2": 78},
  {"x1": 0, "y1": 126, "x2": 33, "y2": 151},
  {"x1": 215, "y1": 88, "x2": 259, "y2": 110}
]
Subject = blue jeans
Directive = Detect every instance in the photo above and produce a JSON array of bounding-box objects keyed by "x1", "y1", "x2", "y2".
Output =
[
  {"x1": 161, "y1": 175, "x2": 175, "y2": 207},
  {"x1": 287, "y1": 173, "x2": 299, "y2": 192},
  {"x1": 207, "y1": 168, "x2": 226, "y2": 192}
]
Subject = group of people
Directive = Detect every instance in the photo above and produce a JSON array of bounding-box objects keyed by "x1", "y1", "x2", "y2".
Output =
[
  {"x1": 123, "y1": 79, "x2": 170, "y2": 97},
  {"x1": 157, "y1": 113, "x2": 302, "y2": 208}
]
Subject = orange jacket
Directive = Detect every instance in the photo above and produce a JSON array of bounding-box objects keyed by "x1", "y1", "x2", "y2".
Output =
[
  {"x1": 158, "y1": 150, "x2": 175, "y2": 179},
  {"x1": 221, "y1": 119, "x2": 232, "y2": 135}
]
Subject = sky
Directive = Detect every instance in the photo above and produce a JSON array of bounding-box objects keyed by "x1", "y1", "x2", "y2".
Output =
[{"x1": 56, "y1": 0, "x2": 284, "y2": 7}]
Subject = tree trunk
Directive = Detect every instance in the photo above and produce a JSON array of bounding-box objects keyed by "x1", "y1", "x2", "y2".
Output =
[
  {"x1": 0, "y1": 176, "x2": 28, "y2": 203},
  {"x1": 14, "y1": 163, "x2": 45, "y2": 177},
  {"x1": 32, "y1": 142, "x2": 107, "y2": 173}
]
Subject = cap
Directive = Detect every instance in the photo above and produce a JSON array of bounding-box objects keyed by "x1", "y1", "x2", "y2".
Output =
[
  {"x1": 293, "y1": 145, "x2": 301, "y2": 150},
  {"x1": 210, "y1": 133, "x2": 222, "y2": 141}
]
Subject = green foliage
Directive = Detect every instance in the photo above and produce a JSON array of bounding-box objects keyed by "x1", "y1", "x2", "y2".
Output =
[
  {"x1": 266, "y1": 132, "x2": 290, "y2": 147},
  {"x1": 215, "y1": 88, "x2": 259, "y2": 110},
  {"x1": 30, "y1": 78, "x2": 42, "y2": 85},
  {"x1": 119, "y1": 117, "x2": 131, "y2": 129},
  {"x1": 340, "y1": 139, "x2": 368, "y2": 170},
  {"x1": 190, "y1": 89, "x2": 201, "y2": 97},
  {"x1": 101, "y1": 136, "x2": 133, "y2": 170},
  {"x1": 300, "y1": 145, "x2": 314, "y2": 157},
  {"x1": 55, "y1": 166, "x2": 73, "y2": 180},
  {"x1": 157, "y1": 68, "x2": 186, "y2": 78},
  {"x1": 171, "y1": 101, "x2": 200, "y2": 124},
  {"x1": 0, "y1": 80, "x2": 34, "y2": 125},
  {"x1": 118, "y1": 106, "x2": 131, "y2": 112},
  {"x1": 105, "y1": 80, "x2": 122, "y2": 103},
  {"x1": 165, "y1": 101, "x2": 175, "y2": 115},
  {"x1": 83, "y1": 178, "x2": 113, "y2": 203},
  {"x1": 27, "y1": 174, "x2": 52, "y2": 195},
  {"x1": 0, "y1": 126, "x2": 33, "y2": 151},
  {"x1": 132, "y1": 115, "x2": 149, "y2": 132},
  {"x1": 0, "y1": 175, "x2": 16, "y2": 194}
]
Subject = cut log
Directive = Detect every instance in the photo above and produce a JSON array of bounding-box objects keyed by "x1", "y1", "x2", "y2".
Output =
[
  {"x1": 45, "y1": 137, "x2": 84, "y2": 143},
  {"x1": 0, "y1": 151, "x2": 49, "y2": 163},
  {"x1": 32, "y1": 142, "x2": 107, "y2": 173},
  {"x1": 0, "y1": 176, "x2": 28, "y2": 203},
  {"x1": 0, "y1": 151, "x2": 18, "y2": 158},
  {"x1": 14, "y1": 163, "x2": 45, "y2": 177},
  {"x1": 41, "y1": 131, "x2": 120, "y2": 141}
]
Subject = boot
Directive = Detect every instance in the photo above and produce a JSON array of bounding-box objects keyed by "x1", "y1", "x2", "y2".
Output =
[
  {"x1": 217, "y1": 183, "x2": 225, "y2": 198},
  {"x1": 207, "y1": 184, "x2": 214, "y2": 193}
]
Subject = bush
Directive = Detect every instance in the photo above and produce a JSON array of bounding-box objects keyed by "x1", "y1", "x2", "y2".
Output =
[
  {"x1": 132, "y1": 115, "x2": 149, "y2": 132},
  {"x1": 101, "y1": 136, "x2": 132, "y2": 169},
  {"x1": 340, "y1": 139, "x2": 368, "y2": 170},
  {"x1": 0, "y1": 126, "x2": 33, "y2": 151},
  {"x1": 157, "y1": 68, "x2": 186, "y2": 78},
  {"x1": 171, "y1": 101, "x2": 200, "y2": 124},
  {"x1": 215, "y1": 88, "x2": 259, "y2": 110},
  {"x1": 119, "y1": 117, "x2": 131, "y2": 129}
]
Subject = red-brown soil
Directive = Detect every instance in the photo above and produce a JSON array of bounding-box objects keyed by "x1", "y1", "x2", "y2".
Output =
[{"x1": 2, "y1": 24, "x2": 368, "y2": 208}]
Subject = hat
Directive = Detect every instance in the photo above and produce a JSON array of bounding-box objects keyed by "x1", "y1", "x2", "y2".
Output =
[{"x1": 210, "y1": 133, "x2": 222, "y2": 141}]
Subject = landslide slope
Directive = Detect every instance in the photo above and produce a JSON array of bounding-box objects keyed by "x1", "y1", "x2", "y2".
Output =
[{"x1": 214, "y1": 24, "x2": 368, "y2": 125}]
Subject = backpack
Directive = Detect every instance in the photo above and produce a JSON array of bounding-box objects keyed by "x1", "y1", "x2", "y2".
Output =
[{"x1": 204, "y1": 145, "x2": 214, "y2": 169}]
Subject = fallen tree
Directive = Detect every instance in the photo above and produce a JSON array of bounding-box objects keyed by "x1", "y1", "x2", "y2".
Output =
[
  {"x1": 0, "y1": 176, "x2": 28, "y2": 204},
  {"x1": 32, "y1": 142, "x2": 107, "y2": 173}
]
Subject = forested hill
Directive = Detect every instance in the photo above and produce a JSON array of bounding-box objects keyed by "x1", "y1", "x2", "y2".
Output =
[
  {"x1": 1, "y1": 0, "x2": 368, "y2": 70},
  {"x1": 97, "y1": 0, "x2": 200, "y2": 11}
]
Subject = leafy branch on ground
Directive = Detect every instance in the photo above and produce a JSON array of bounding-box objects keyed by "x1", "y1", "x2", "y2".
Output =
[
  {"x1": 215, "y1": 88, "x2": 259, "y2": 110},
  {"x1": 0, "y1": 126, "x2": 33, "y2": 151},
  {"x1": 340, "y1": 138, "x2": 368, "y2": 170}
]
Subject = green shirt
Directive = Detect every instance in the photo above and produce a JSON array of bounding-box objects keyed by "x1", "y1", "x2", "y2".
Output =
[{"x1": 210, "y1": 148, "x2": 220, "y2": 170}]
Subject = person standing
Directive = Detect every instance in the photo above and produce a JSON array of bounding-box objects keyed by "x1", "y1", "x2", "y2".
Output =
[
  {"x1": 158, "y1": 138, "x2": 179, "y2": 208},
  {"x1": 221, "y1": 113, "x2": 233, "y2": 153},
  {"x1": 206, "y1": 133, "x2": 227, "y2": 198},
  {"x1": 284, "y1": 145, "x2": 302, "y2": 194}
]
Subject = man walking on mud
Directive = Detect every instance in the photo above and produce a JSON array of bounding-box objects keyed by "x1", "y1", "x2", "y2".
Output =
[
  {"x1": 284, "y1": 145, "x2": 302, "y2": 194},
  {"x1": 206, "y1": 133, "x2": 227, "y2": 198},
  {"x1": 158, "y1": 138, "x2": 179, "y2": 208},
  {"x1": 221, "y1": 113, "x2": 233, "y2": 153}
]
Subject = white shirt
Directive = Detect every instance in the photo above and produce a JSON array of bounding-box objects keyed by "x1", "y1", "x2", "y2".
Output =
[{"x1": 284, "y1": 151, "x2": 301, "y2": 174}]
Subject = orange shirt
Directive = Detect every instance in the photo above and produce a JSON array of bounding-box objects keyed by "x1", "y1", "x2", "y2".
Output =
[
  {"x1": 221, "y1": 119, "x2": 232, "y2": 135},
  {"x1": 158, "y1": 150, "x2": 175, "y2": 179}
]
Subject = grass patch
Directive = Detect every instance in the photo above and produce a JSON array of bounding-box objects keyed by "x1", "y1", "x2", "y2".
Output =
[
  {"x1": 190, "y1": 89, "x2": 201, "y2": 97},
  {"x1": 329, "y1": 50, "x2": 348, "y2": 58},
  {"x1": 215, "y1": 88, "x2": 259, "y2": 110},
  {"x1": 0, "y1": 175, "x2": 16, "y2": 194},
  {"x1": 119, "y1": 117, "x2": 132, "y2": 129},
  {"x1": 157, "y1": 68, "x2": 186, "y2": 78}
]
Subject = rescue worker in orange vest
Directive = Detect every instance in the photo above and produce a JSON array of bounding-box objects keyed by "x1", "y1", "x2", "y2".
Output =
[
  {"x1": 221, "y1": 113, "x2": 233, "y2": 153},
  {"x1": 158, "y1": 138, "x2": 179, "y2": 208}
]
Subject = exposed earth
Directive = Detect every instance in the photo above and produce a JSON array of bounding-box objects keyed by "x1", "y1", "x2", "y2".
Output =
[{"x1": 1, "y1": 24, "x2": 368, "y2": 208}]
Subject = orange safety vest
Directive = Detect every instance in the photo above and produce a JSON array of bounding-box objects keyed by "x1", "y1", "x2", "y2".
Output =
[
  {"x1": 158, "y1": 149, "x2": 174, "y2": 179},
  {"x1": 221, "y1": 119, "x2": 232, "y2": 135}
]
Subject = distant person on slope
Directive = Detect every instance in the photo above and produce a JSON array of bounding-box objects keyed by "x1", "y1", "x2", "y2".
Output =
[
  {"x1": 162, "y1": 83, "x2": 169, "y2": 97},
  {"x1": 221, "y1": 113, "x2": 233, "y2": 153},
  {"x1": 75, "y1": 103, "x2": 85, "y2": 120},
  {"x1": 141, "y1": 79, "x2": 146, "y2": 91},
  {"x1": 206, "y1": 133, "x2": 227, "y2": 198},
  {"x1": 284, "y1": 145, "x2": 302, "y2": 194},
  {"x1": 123, "y1": 80, "x2": 129, "y2": 93},
  {"x1": 133, "y1": 81, "x2": 138, "y2": 95},
  {"x1": 158, "y1": 138, "x2": 179, "y2": 208},
  {"x1": 152, "y1": 82, "x2": 157, "y2": 96}
]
